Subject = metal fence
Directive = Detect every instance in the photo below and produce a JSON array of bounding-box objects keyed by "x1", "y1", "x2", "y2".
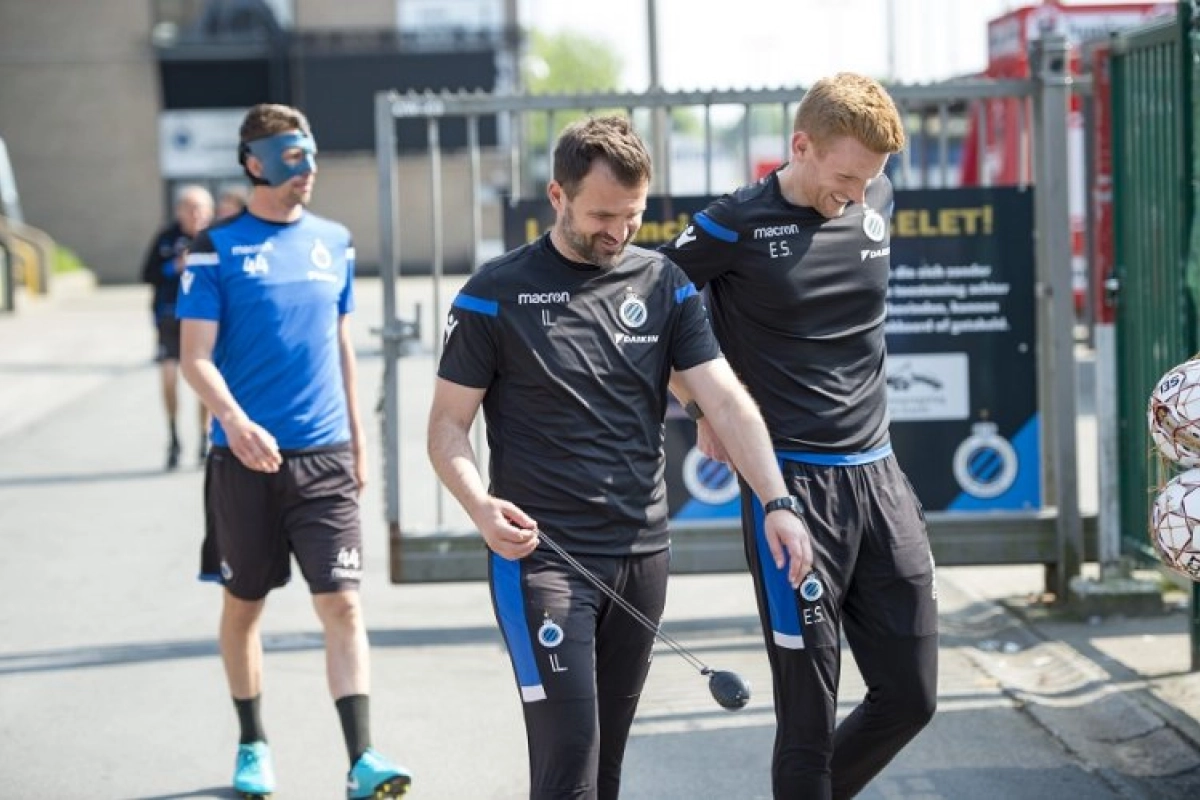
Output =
[
  {"x1": 1112, "y1": 8, "x2": 1196, "y2": 559},
  {"x1": 1109, "y1": 3, "x2": 1200, "y2": 667},
  {"x1": 373, "y1": 41, "x2": 1087, "y2": 589}
]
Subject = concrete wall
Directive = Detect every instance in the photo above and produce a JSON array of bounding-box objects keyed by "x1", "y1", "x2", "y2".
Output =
[
  {"x1": 295, "y1": 0, "x2": 394, "y2": 31},
  {"x1": 311, "y1": 151, "x2": 504, "y2": 275},
  {"x1": 0, "y1": 0, "x2": 162, "y2": 284}
]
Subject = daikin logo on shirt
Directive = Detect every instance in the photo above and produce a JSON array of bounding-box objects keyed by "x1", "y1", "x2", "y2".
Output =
[{"x1": 614, "y1": 332, "x2": 659, "y2": 345}]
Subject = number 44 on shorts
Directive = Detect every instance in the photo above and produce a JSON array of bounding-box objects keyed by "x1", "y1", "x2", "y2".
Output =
[{"x1": 332, "y1": 547, "x2": 362, "y2": 580}]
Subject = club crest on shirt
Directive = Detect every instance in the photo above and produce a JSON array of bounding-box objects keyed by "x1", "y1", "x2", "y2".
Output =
[
  {"x1": 310, "y1": 238, "x2": 333, "y2": 269},
  {"x1": 862, "y1": 208, "x2": 887, "y2": 243},
  {"x1": 617, "y1": 289, "x2": 648, "y2": 329}
]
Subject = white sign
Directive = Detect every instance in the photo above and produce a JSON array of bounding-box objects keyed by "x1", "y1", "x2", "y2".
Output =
[
  {"x1": 158, "y1": 109, "x2": 247, "y2": 178},
  {"x1": 886, "y1": 353, "x2": 969, "y2": 422},
  {"x1": 397, "y1": 0, "x2": 501, "y2": 31}
]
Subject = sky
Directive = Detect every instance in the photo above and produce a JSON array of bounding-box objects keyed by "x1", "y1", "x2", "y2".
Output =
[{"x1": 517, "y1": 0, "x2": 1165, "y2": 89}]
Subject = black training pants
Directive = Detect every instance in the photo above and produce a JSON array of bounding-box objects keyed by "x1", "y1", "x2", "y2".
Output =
[{"x1": 744, "y1": 454, "x2": 939, "y2": 799}]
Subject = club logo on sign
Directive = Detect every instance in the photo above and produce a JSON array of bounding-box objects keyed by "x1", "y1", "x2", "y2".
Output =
[
  {"x1": 682, "y1": 447, "x2": 741, "y2": 506},
  {"x1": 952, "y1": 420, "x2": 1018, "y2": 499}
]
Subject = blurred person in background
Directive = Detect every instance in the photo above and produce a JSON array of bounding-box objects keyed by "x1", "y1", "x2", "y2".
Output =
[{"x1": 140, "y1": 183, "x2": 213, "y2": 469}]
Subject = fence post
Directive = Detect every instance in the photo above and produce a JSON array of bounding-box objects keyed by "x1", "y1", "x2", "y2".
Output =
[
  {"x1": 375, "y1": 91, "x2": 405, "y2": 583},
  {"x1": 1185, "y1": 1, "x2": 1200, "y2": 671},
  {"x1": 0, "y1": 237, "x2": 11, "y2": 313},
  {"x1": 1032, "y1": 33, "x2": 1085, "y2": 600}
]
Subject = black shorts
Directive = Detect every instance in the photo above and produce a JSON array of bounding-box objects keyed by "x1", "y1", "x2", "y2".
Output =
[
  {"x1": 200, "y1": 444, "x2": 363, "y2": 600},
  {"x1": 155, "y1": 316, "x2": 181, "y2": 362}
]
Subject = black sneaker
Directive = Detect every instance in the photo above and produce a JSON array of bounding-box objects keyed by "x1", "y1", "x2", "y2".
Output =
[{"x1": 166, "y1": 440, "x2": 181, "y2": 471}]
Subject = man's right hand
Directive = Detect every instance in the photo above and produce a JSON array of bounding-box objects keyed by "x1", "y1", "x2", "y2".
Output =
[
  {"x1": 473, "y1": 498, "x2": 540, "y2": 560},
  {"x1": 223, "y1": 415, "x2": 283, "y2": 473}
]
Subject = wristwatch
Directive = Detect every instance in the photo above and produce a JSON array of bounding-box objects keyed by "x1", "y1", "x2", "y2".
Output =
[
  {"x1": 684, "y1": 399, "x2": 704, "y2": 421},
  {"x1": 763, "y1": 495, "x2": 803, "y2": 519}
]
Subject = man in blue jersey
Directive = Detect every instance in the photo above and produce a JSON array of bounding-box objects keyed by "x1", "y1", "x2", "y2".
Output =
[
  {"x1": 428, "y1": 116, "x2": 813, "y2": 800},
  {"x1": 140, "y1": 184, "x2": 213, "y2": 469},
  {"x1": 178, "y1": 103, "x2": 410, "y2": 800},
  {"x1": 660, "y1": 73, "x2": 938, "y2": 799}
]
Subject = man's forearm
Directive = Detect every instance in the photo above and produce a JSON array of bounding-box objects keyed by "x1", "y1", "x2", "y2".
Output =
[
  {"x1": 181, "y1": 358, "x2": 246, "y2": 429},
  {"x1": 339, "y1": 334, "x2": 366, "y2": 447},
  {"x1": 428, "y1": 420, "x2": 491, "y2": 520}
]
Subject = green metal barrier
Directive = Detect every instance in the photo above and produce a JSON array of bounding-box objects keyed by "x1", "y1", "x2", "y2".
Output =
[{"x1": 1111, "y1": 2, "x2": 1199, "y2": 668}]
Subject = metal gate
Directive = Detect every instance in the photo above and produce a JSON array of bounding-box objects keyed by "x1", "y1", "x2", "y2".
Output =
[{"x1": 373, "y1": 42, "x2": 1086, "y2": 588}]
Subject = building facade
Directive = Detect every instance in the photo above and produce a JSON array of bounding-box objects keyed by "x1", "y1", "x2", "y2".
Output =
[{"x1": 0, "y1": 0, "x2": 514, "y2": 283}]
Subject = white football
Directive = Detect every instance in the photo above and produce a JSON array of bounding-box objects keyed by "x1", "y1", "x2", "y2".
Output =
[
  {"x1": 1147, "y1": 359, "x2": 1200, "y2": 467},
  {"x1": 1149, "y1": 469, "x2": 1200, "y2": 582}
]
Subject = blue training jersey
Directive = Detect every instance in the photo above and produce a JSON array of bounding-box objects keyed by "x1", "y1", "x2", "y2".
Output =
[{"x1": 177, "y1": 210, "x2": 356, "y2": 450}]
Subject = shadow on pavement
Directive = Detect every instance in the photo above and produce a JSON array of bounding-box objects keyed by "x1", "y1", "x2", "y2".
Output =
[
  {"x1": 0, "y1": 362, "x2": 141, "y2": 376},
  {"x1": 0, "y1": 615, "x2": 767, "y2": 676},
  {"x1": 124, "y1": 786, "x2": 238, "y2": 799},
  {"x1": 0, "y1": 467, "x2": 176, "y2": 487}
]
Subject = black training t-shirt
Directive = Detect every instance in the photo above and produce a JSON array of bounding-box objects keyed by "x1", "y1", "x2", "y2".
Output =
[
  {"x1": 660, "y1": 171, "x2": 895, "y2": 454},
  {"x1": 438, "y1": 234, "x2": 720, "y2": 555}
]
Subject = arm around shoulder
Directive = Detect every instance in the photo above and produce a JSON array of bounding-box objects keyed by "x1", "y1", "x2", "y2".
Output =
[
  {"x1": 677, "y1": 358, "x2": 813, "y2": 584},
  {"x1": 675, "y1": 358, "x2": 787, "y2": 502}
]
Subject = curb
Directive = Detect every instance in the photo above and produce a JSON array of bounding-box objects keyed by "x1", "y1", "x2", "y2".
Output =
[
  {"x1": 1002, "y1": 597, "x2": 1200, "y2": 757},
  {"x1": 951, "y1": 579, "x2": 1200, "y2": 797}
]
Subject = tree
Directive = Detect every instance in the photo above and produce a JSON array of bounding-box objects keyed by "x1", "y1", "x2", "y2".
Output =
[
  {"x1": 522, "y1": 30, "x2": 623, "y2": 94},
  {"x1": 518, "y1": 30, "x2": 625, "y2": 185},
  {"x1": 516, "y1": 29, "x2": 701, "y2": 186}
]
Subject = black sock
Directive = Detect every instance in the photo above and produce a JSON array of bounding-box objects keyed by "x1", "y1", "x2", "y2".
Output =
[
  {"x1": 234, "y1": 695, "x2": 266, "y2": 745},
  {"x1": 169, "y1": 420, "x2": 179, "y2": 446},
  {"x1": 335, "y1": 694, "x2": 372, "y2": 765}
]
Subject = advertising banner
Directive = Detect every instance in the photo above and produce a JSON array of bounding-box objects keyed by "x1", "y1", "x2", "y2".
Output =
[{"x1": 501, "y1": 186, "x2": 1039, "y2": 517}]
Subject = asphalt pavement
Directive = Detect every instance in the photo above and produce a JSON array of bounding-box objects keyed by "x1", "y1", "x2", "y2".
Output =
[{"x1": 2, "y1": 274, "x2": 1200, "y2": 799}]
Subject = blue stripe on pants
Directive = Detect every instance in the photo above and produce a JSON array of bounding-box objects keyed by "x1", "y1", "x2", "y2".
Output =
[{"x1": 491, "y1": 552, "x2": 547, "y2": 701}]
